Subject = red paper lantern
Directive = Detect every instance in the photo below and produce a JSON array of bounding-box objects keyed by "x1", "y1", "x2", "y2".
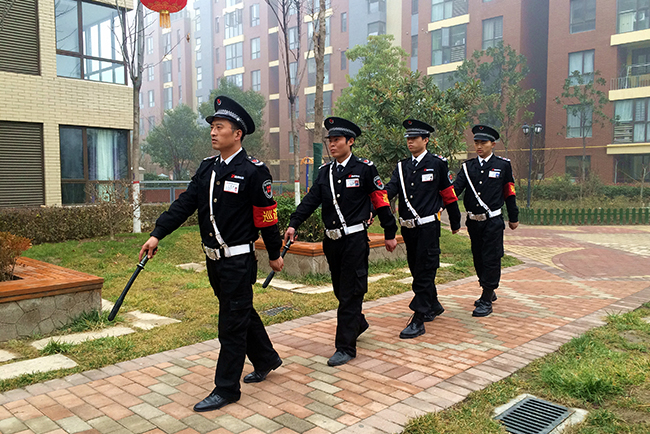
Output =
[{"x1": 142, "y1": 0, "x2": 187, "y2": 28}]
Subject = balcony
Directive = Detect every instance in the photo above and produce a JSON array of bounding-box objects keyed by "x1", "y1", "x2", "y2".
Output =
[
  {"x1": 612, "y1": 10, "x2": 650, "y2": 45},
  {"x1": 609, "y1": 63, "x2": 650, "y2": 100}
]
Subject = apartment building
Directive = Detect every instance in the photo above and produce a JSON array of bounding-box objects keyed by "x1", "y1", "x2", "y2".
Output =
[{"x1": 0, "y1": 0, "x2": 134, "y2": 207}]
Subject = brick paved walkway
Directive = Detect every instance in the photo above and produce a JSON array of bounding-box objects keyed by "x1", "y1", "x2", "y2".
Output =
[{"x1": 1, "y1": 225, "x2": 649, "y2": 434}]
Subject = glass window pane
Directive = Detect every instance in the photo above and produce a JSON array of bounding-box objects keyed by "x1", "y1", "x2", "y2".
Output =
[
  {"x1": 87, "y1": 129, "x2": 128, "y2": 181},
  {"x1": 60, "y1": 127, "x2": 84, "y2": 179},
  {"x1": 57, "y1": 54, "x2": 81, "y2": 78},
  {"x1": 615, "y1": 100, "x2": 633, "y2": 122},
  {"x1": 61, "y1": 183, "x2": 86, "y2": 204},
  {"x1": 56, "y1": 0, "x2": 79, "y2": 52},
  {"x1": 82, "y1": 1, "x2": 122, "y2": 61}
]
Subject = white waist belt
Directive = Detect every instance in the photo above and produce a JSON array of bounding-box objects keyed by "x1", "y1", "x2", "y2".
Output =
[
  {"x1": 467, "y1": 209, "x2": 502, "y2": 221},
  {"x1": 325, "y1": 223, "x2": 365, "y2": 240},
  {"x1": 202, "y1": 243, "x2": 254, "y2": 261},
  {"x1": 399, "y1": 214, "x2": 438, "y2": 228}
]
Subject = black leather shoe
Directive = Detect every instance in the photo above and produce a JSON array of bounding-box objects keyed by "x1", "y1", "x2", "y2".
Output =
[
  {"x1": 472, "y1": 299, "x2": 493, "y2": 317},
  {"x1": 193, "y1": 389, "x2": 236, "y2": 412},
  {"x1": 423, "y1": 306, "x2": 445, "y2": 322},
  {"x1": 474, "y1": 292, "x2": 497, "y2": 306},
  {"x1": 400, "y1": 314, "x2": 425, "y2": 339},
  {"x1": 327, "y1": 351, "x2": 355, "y2": 366},
  {"x1": 243, "y1": 357, "x2": 282, "y2": 383}
]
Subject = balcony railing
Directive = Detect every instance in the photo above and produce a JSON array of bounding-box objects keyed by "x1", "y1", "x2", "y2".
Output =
[{"x1": 611, "y1": 63, "x2": 650, "y2": 90}]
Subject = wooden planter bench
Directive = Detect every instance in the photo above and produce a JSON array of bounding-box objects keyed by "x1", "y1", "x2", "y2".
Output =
[
  {"x1": 0, "y1": 258, "x2": 103, "y2": 342},
  {"x1": 255, "y1": 233, "x2": 406, "y2": 276}
]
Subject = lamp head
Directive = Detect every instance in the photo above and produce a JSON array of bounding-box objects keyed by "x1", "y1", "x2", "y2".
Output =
[
  {"x1": 522, "y1": 123, "x2": 530, "y2": 135},
  {"x1": 534, "y1": 123, "x2": 543, "y2": 134}
]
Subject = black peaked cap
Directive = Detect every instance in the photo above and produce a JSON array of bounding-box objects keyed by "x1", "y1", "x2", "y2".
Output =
[
  {"x1": 403, "y1": 119, "x2": 435, "y2": 137},
  {"x1": 324, "y1": 117, "x2": 362, "y2": 138},
  {"x1": 205, "y1": 95, "x2": 256, "y2": 135},
  {"x1": 472, "y1": 124, "x2": 499, "y2": 142}
]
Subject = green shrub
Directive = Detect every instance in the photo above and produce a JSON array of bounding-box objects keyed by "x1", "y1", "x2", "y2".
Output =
[
  {"x1": 517, "y1": 174, "x2": 648, "y2": 203},
  {"x1": 0, "y1": 231, "x2": 31, "y2": 281},
  {"x1": 275, "y1": 193, "x2": 325, "y2": 242}
]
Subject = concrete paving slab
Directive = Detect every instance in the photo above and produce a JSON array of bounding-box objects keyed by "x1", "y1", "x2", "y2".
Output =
[
  {"x1": 255, "y1": 278, "x2": 307, "y2": 290},
  {"x1": 0, "y1": 354, "x2": 77, "y2": 380},
  {"x1": 368, "y1": 273, "x2": 391, "y2": 283},
  {"x1": 176, "y1": 262, "x2": 206, "y2": 273},
  {"x1": 0, "y1": 349, "x2": 18, "y2": 363},
  {"x1": 31, "y1": 326, "x2": 136, "y2": 350},
  {"x1": 124, "y1": 311, "x2": 181, "y2": 330},
  {"x1": 101, "y1": 299, "x2": 114, "y2": 312},
  {"x1": 291, "y1": 285, "x2": 333, "y2": 294}
]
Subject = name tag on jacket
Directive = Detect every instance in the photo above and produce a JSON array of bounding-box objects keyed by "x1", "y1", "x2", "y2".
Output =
[
  {"x1": 346, "y1": 178, "x2": 360, "y2": 188},
  {"x1": 489, "y1": 169, "x2": 501, "y2": 179},
  {"x1": 224, "y1": 180, "x2": 240, "y2": 193},
  {"x1": 422, "y1": 173, "x2": 433, "y2": 182}
]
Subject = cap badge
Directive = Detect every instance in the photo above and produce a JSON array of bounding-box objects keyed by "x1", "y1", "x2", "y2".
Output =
[
  {"x1": 408, "y1": 121, "x2": 412, "y2": 125},
  {"x1": 329, "y1": 119, "x2": 334, "y2": 124},
  {"x1": 217, "y1": 98, "x2": 221, "y2": 105},
  {"x1": 479, "y1": 126, "x2": 484, "y2": 130}
]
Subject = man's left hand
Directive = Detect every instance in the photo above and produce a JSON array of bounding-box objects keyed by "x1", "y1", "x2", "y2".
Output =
[
  {"x1": 509, "y1": 221, "x2": 519, "y2": 230},
  {"x1": 385, "y1": 238, "x2": 397, "y2": 252},
  {"x1": 270, "y1": 256, "x2": 284, "y2": 272}
]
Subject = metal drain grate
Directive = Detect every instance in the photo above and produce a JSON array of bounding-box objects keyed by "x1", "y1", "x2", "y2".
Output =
[
  {"x1": 495, "y1": 397, "x2": 573, "y2": 434},
  {"x1": 261, "y1": 306, "x2": 292, "y2": 316}
]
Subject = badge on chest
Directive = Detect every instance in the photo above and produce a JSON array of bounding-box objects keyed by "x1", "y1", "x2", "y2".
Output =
[
  {"x1": 224, "y1": 180, "x2": 240, "y2": 193},
  {"x1": 488, "y1": 168, "x2": 501, "y2": 179},
  {"x1": 421, "y1": 173, "x2": 434, "y2": 182},
  {"x1": 346, "y1": 178, "x2": 360, "y2": 188}
]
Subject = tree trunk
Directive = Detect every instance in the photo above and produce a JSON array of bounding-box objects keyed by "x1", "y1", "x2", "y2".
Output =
[
  {"x1": 129, "y1": 2, "x2": 145, "y2": 233},
  {"x1": 312, "y1": 0, "x2": 326, "y2": 167}
]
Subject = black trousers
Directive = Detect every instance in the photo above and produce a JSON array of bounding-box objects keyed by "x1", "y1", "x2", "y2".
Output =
[
  {"x1": 322, "y1": 231, "x2": 369, "y2": 357},
  {"x1": 401, "y1": 222, "x2": 442, "y2": 314},
  {"x1": 205, "y1": 252, "x2": 279, "y2": 401},
  {"x1": 466, "y1": 216, "x2": 505, "y2": 298}
]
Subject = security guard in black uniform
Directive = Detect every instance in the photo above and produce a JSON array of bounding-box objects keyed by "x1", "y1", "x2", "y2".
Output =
[
  {"x1": 284, "y1": 117, "x2": 398, "y2": 367},
  {"x1": 453, "y1": 125, "x2": 519, "y2": 317},
  {"x1": 139, "y1": 96, "x2": 284, "y2": 412},
  {"x1": 385, "y1": 119, "x2": 462, "y2": 339}
]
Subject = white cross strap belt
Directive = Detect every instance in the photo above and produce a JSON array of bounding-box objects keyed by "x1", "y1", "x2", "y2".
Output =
[
  {"x1": 467, "y1": 209, "x2": 502, "y2": 221},
  {"x1": 462, "y1": 162, "x2": 500, "y2": 220},
  {"x1": 399, "y1": 214, "x2": 438, "y2": 229},
  {"x1": 202, "y1": 243, "x2": 254, "y2": 261},
  {"x1": 325, "y1": 223, "x2": 365, "y2": 240}
]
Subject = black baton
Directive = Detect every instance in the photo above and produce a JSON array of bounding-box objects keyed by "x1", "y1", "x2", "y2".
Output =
[
  {"x1": 262, "y1": 240, "x2": 292, "y2": 288},
  {"x1": 108, "y1": 250, "x2": 155, "y2": 321}
]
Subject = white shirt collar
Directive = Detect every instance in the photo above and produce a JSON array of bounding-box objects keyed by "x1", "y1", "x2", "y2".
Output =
[
  {"x1": 221, "y1": 147, "x2": 243, "y2": 165},
  {"x1": 412, "y1": 150, "x2": 428, "y2": 164},
  {"x1": 337, "y1": 153, "x2": 352, "y2": 168},
  {"x1": 479, "y1": 153, "x2": 493, "y2": 165}
]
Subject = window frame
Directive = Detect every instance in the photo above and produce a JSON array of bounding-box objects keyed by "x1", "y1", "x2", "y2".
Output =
[
  {"x1": 570, "y1": 0, "x2": 596, "y2": 34},
  {"x1": 250, "y1": 3, "x2": 260, "y2": 27},
  {"x1": 251, "y1": 37, "x2": 261, "y2": 59},
  {"x1": 225, "y1": 42, "x2": 244, "y2": 70},
  {"x1": 568, "y1": 49, "x2": 594, "y2": 84},
  {"x1": 482, "y1": 16, "x2": 503, "y2": 49}
]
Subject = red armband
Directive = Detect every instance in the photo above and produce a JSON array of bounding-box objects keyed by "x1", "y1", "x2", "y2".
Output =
[
  {"x1": 370, "y1": 190, "x2": 390, "y2": 209},
  {"x1": 440, "y1": 185, "x2": 458, "y2": 206},
  {"x1": 253, "y1": 203, "x2": 278, "y2": 228},
  {"x1": 504, "y1": 182, "x2": 516, "y2": 198}
]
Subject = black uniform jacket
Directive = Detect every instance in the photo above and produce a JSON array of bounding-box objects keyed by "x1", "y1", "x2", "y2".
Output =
[
  {"x1": 150, "y1": 149, "x2": 283, "y2": 260},
  {"x1": 385, "y1": 152, "x2": 461, "y2": 231},
  {"x1": 453, "y1": 155, "x2": 519, "y2": 223},
  {"x1": 289, "y1": 155, "x2": 398, "y2": 240}
]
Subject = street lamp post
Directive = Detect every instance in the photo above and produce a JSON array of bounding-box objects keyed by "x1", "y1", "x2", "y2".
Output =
[{"x1": 522, "y1": 123, "x2": 542, "y2": 208}]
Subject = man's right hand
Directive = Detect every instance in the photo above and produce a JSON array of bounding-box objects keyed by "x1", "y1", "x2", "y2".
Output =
[
  {"x1": 139, "y1": 236, "x2": 159, "y2": 261},
  {"x1": 284, "y1": 227, "x2": 297, "y2": 244}
]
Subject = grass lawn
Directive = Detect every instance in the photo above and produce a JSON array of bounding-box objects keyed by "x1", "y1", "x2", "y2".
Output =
[
  {"x1": 401, "y1": 305, "x2": 650, "y2": 434},
  {"x1": 0, "y1": 224, "x2": 518, "y2": 392}
]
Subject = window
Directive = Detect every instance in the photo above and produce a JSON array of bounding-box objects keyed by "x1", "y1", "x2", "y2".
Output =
[
  {"x1": 367, "y1": 21, "x2": 386, "y2": 37},
  {"x1": 139, "y1": 118, "x2": 145, "y2": 136},
  {"x1": 290, "y1": 62, "x2": 297, "y2": 86},
  {"x1": 614, "y1": 98, "x2": 650, "y2": 143},
  {"x1": 289, "y1": 96, "x2": 299, "y2": 119},
  {"x1": 227, "y1": 73, "x2": 244, "y2": 88},
  {"x1": 177, "y1": 29, "x2": 180, "y2": 43},
  {"x1": 482, "y1": 16, "x2": 503, "y2": 49},
  {"x1": 196, "y1": 37, "x2": 201, "y2": 51},
  {"x1": 289, "y1": 27, "x2": 299, "y2": 50},
  {"x1": 225, "y1": 9, "x2": 243, "y2": 39},
  {"x1": 215, "y1": 16, "x2": 220, "y2": 33},
  {"x1": 55, "y1": 0, "x2": 126, "y2": 84},
  {"x1": 197, "y1": 66, "x2": 202, "y2": 81},
  {"x1": 341, "y1": 12, "x2": 347, "y2": 32},
  {"x1": 308, "y1": 18, "x2": 330, "y2": 47},
  {"x1": 164, "y1": 87, "x2": 173, "y2": 110},
  {"x1": 163, "y1": 33, "x2": 171, "y2": 53},
  {"x1": 433, "y1": 71, "x2": 458, "y2": 91},
  {"x1": 307, "y1": 54, "x2": 330, "y2": 86},
  {"x1": 567, "y1": 105, "x2": 593, "y2": 138},
  {"x1": 196, "y1": 16, "x2": 201, "y2": 32},
  {"x1": 148, "y1": 90, "x2": 155, "y2": 107},
  {"x1": 309, "y1": 0, "x2": 331, "y2": 12},
  {"x1": 618, "y1": 0, "x2": 650, "y2": 33},
  {"x1": 412, "y1": 0, "x2": 419, "y2": 14},
  {"x1": 368, "y1": 0, "x2": 385, "y2": 13},
  {"x1": 323, "y1": 90, "x2": 332, "y2": 116},
  {"x1": 431, "y1": 24, "x2": 467, "y2": 66},
  {"x1": 59, "y1": 126, "x2": 129, "y2": 204},
  {"x1": 288, "y1": 2, "x2": 298, "y2": 15},
  {"x1": 216, "y1": 47, "x2": 220, "y2": 63},
  {"x1": 566, "y1": 156, "x2": 591, "y2": 179},
  {"x1": 146, "y1": 37, "x2": 153, "y2": 54},
  {"x1": 162, "y1": 60, "x2": 172, "y2": 82},
  {"x1": 225, "y1": 42, "x2": 243, "y2": 70},
  {"x1": 251, "y1": 69, "x2": 261, "y2": 91},
  {"x1": 251, "y1": 37, "x2": 261, "y2": 59},
  {"x1": 432, "y1": 0, "x2": 468, "y2": 22},
  {"x1": 226, "y1": 0, "x2": 242, "y2": 6},
  {"x1": 289, "y1": 132, "x2": 297, "y2": 153},
  {"x1": 570, "y1": 0, "x2": 596, "y2": 33},
  {"x1": 197, "y1": 79, "x2": 203, "y2": 90},
  {"x1": 178, "y1": 57, "x2": 181, "y2": 72},
  {"x1": 341, "y1": 50, "x2": 347, "y2": 69},
  {"x1": 178, "y1": 85, "x2": 182, "y2": 102},
  {"x1": 568, "y1": 50, "x2": 594, "y2": 84},
  {"x1": 615, "y1": 154, "x2": 650, "y2": 183},
  {"x1": 305, "y1": 91, "x2": 332, "y2": 122},
  {"x1": 0, "y1": 0, "x2": 39, "y2": 76},
  {"x1": 411, "y1": 35, "x2": 418, "y2": 57},
  {"x1": 196, "y1": 50, "x2": 202, "y2": 61},
  {"x1": 250, "y1": 4, "x2": 260, "y2": 26},
  {"x1": 147, "y1": 65, "x2": 154, "y2": 81}
]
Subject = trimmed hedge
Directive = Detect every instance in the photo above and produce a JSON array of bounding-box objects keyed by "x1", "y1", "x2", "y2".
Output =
[{"x1": 517, "y1": 175, "x2": 647, "y2": 202}]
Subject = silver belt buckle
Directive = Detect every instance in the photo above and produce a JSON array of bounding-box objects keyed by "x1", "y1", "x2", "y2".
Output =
[
  {"x1": 399, "y1": 218, "x2": 416, "y2": 229},
  {"x1": 469, "y1": 212, "x2": 487, "y2": 221},
  {"x1": 326, "y1": 228, "x2": 342, "y2": 240},
  {"x1": 203, "y1": 245, "x2": 221, "y2": 261}
]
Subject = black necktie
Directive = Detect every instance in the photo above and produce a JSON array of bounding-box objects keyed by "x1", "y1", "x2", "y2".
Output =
[
  {"x1": 413, "y1": 158, "x2": 418, "y2": 167},
  {"x1": 337, "y1": 164, "x2": 344, "y2": 173},
  {"x1": 217, "y1": 160, "x2": 226, "y2": 176},
  {"x1": 480, "y1": 159, "x2": 484, "y2": 167}
]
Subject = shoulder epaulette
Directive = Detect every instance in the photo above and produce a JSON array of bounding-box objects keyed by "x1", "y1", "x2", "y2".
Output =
[
  {"x1": 203, "y1": 155, "x2": 218, "y2": 161},
  {"x1": 357, "y1": 157, "x2": 374, "y2": 166},
  {"x1": 247, "y1": 155, "x2": 265, "y2": 166},
  {"x1": 433, "y1": 153, "x2": 447, "y2": 162},
  {"x1": 496, "y1": 155, "x2": 511, "y2": 162},
  {"x1": 319, "y1": 161, "x2": 333, "y2": 170}
]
